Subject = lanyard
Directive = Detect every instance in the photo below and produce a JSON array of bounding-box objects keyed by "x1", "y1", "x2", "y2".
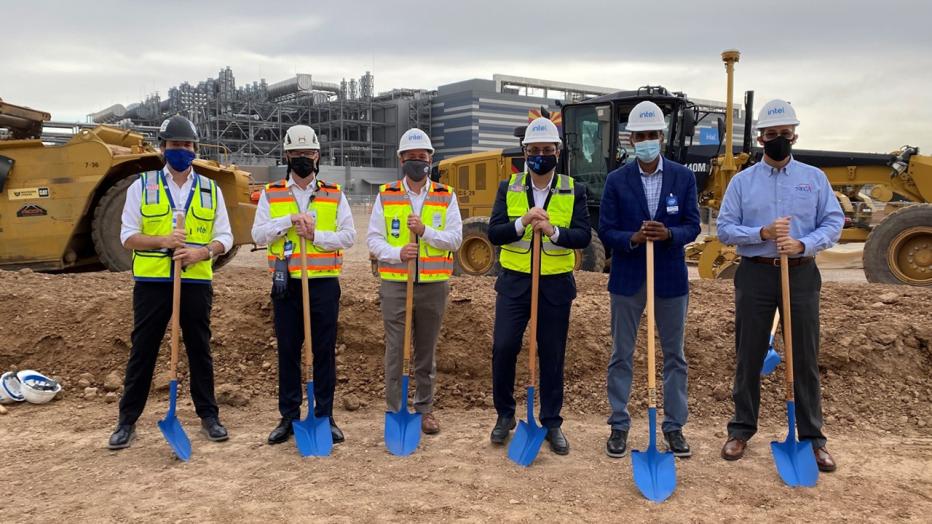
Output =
[{"x1": 160, "y1": 170, "x2": 198, "y2": 214}]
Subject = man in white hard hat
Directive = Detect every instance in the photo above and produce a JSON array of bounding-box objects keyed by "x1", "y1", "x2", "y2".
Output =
[
  {"x1": 109, "y1": 114, "x2": 233, "y2": 450},
  {"x1": 598, "y1": 101, "x2": 701, "y2": 459},
  {"x1": 717, "y1": 100, "x2": 843, "y2": 472},
  {"x1": 367, "y1": 128, "x2": 463, "y2": 435},
  {"x1": 487, "y1": 117, "x2": 591, "y2": 455},
  {"x1": 251, "y1": 124, "x2": 356, "y2": 446}
]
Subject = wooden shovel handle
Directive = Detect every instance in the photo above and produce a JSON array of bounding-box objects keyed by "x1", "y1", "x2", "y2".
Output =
[
  {"x1": 529, "y1": 230, "x2": 541, "y2": 389},
  {"x1": 402, "y1": 228, "x2": 416, "y2": 375},
  {"x1": 300, "y1": 237, "x2": 312, "y2": 376},
  {"x1": 780, "y1": 254, "x2": 794, "y2": 400},
  {"x1": 169, "y1": 210, "x2": 184, "y2": 380},
  {"x1": 646, "y1": 240, "x2": 656, "y2": 406}
]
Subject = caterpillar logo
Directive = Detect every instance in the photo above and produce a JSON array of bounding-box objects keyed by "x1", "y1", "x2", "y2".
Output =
[
  {"x1": 640, "y1": 111, "x2": 655, "y2": 118},
  {"x1": 768, "y1": 107, "x2": 785, "y2": 116}
]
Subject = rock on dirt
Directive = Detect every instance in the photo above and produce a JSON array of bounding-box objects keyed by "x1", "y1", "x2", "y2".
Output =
[
  {"x1": 216, "y1": 384, "x2": 249, "y2": 407},
  {"x1": 103, "y1": 371, "x2": 122, "y2": 392},
  {"x1": 83, "y1": 387, "x2": 98, "y2": 400},
  {"x1": 342, "y1": 394, "x2": 361, "y2": 411}
]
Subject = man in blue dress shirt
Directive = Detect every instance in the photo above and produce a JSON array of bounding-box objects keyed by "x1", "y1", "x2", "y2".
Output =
[
  {"x1": 599, "y1": 101, "x2": 701, "y2": 459},
  {"x1": 717, "y1": 99, "x2": 844, "y2": 472}
]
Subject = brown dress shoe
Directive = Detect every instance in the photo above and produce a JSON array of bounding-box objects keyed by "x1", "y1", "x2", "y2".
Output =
[
  {"x1": 814, "y1": 446, "x2": 836, "y2": 472},
  {"x1": 421, "y1": 413, "x2": 440, "y2": 435},
  {"x1": 721, "y1": 437, "x2": 747, "y2": 461}
]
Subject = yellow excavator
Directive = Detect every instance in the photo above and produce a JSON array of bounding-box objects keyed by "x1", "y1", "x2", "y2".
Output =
[
  {"x1": 0, "y1": 98, "x2": 257, "y2": 272},
  {"x1": 437, "y1": 50, "x2": 932, "y2": 286}
]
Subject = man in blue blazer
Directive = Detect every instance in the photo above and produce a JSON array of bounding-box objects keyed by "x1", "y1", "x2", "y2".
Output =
[{"x1": 598, "y1": 101, "x2": 701, "y2": 459}]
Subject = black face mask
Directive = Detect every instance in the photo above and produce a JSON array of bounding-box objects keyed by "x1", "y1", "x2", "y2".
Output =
[
  {"x1": 763, "y1": 136, "x2": 792, "y2": 162},
  {"x1": 402, "y1": 160, "x2": 430, "y2": 182},
  {"x1": 527, "y1": 154, "x2": 558, "y2": 175},
  {"x1": 288, "y1": 156, "x2": 318, "y2": 178}
]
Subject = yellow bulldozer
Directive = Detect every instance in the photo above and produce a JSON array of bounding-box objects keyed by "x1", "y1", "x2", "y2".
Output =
[
  {"x1": 437, "y1": 50, "x2": 932, "y2": 286},
  {"x1": 0, "y1": 98, "x2": 257, "y2": 272}
]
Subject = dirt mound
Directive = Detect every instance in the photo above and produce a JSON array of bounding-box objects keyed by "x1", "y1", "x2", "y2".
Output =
[{"x1": 1, "y1": 267, "x2": 930, "y2": 434}]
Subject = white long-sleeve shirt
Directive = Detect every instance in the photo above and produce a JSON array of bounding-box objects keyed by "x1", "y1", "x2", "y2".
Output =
[
  {"x1": 251, "y1": 175, "x2": 356, "y2": 250},
  {"x1": 120, "y1": 167, "x2": 234, "y2": 253},
  {"x1": 367, "y1": 178, "x2": 463, "y2": 264}
]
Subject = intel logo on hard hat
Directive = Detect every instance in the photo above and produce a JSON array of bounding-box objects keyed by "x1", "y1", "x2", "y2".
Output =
[
  {"x1": 640, "y1": 111, "x2": 655, "y2": 118},
  {"x1": 768, "y1": 107, "x2": 785, "y2": 115},
  {"x1": 532, "y1": 125, "x2": 547, "y2": 131}
]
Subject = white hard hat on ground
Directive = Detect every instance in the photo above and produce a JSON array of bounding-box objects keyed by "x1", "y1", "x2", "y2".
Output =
[
  {"x1": 397, "y1": 128, "x2": 434, "y2": 154},
  {"x1": 522, "y1": 117, "x2": 562, "y2": 146},
  {"x1": 1, "y1": 371, "x2": 24, "y2": 403},
  {"x1": 755, "y1": 99, "x2": 800, "y2": 129},
  {"x1": 283, "y1": 125, "x2": 321, "y2": 151},
  {"x1": 16, "y1": 370, "x2": 61, "y2": 404},
  {"x1": 626, "y1": 101, "x2": 667, "y2": 132}
]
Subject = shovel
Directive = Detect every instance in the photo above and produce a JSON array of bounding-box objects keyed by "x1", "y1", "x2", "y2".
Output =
[
  {"x1": 632, "y1": 240, "x2": 676, "y2": 502},
  {"x1": 384, "y1": 232, "x2": 423, "y2": 456},
  {"x1": 292, "y1": 236, "x2": 334, "y2": 457},
  {"x1": 158, "y1": 209, "x2": 192, "y2": 462},
  {"x1": 770, "y1": 254, "x2": 819, "y2": 487},
  {"x1": 507, "y1": 230, "x2": 548, "y2": 467},
  {"x1": 761, "y1": 310, "x2": 782, "y2": 376}
]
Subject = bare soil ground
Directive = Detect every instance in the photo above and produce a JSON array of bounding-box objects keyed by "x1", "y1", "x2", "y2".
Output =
[{"x1": 1, "y1": 208, "x2": 930, "y2": 521}]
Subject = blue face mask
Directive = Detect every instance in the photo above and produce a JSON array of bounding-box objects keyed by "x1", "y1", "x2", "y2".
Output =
[
  {"x1": 164, "y1": 148, "x2": 196, "y2": 172},
  {"x1": 634, "y1": 139, "x2": 661, "y2": 162},
  {"x1": 527, "y1": 154, "x2": 557, "y2": 175}
]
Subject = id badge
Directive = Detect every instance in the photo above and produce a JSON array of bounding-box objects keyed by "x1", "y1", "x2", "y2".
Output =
[
  {"x1": 433, "y1": 211, "x2": 443, "y2": 228},
  {"x1": 665, "y1": 193, "x2": 679, "y2": 215}
]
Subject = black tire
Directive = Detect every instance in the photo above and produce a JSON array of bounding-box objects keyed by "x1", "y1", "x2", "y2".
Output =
[
  {"x1": 454, "y1": 216, "x2": 501, "y2": 277},
  {"x1": 212, "y1": 245, "x2": 239, "y2": 270},
  {"x1": 575, "y1": 228, "x2": 606, "y2": 272},
  {"x1": 863, "y1": 203, "x2": 932, "y2": 286},
  {"x1": 92, "y1": 175, "x2": 138, "y2": 272}
]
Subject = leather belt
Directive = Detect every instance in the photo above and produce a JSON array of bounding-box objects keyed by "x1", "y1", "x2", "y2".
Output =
[{"x1": 744, "y1": 256, "x2": 815, "y2": 267}]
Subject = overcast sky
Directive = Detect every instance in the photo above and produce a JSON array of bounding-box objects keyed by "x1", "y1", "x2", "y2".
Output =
[{"x1": 2, "y1": 1, "x2": 930, "y2": 153}]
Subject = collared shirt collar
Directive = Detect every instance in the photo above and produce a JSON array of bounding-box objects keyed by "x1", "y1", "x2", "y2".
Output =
[
  {"x1": 763, "y1": 156, "x2": 796, "y2": 176},
  {"x1": 402, "y1": 176, "x2": 431, "y2": 195},
  {"x1": 529, "y1": 172, "x2": 554, "y2": 191},
  {"x1": 162, "y1": 167, "x2": 195, "y2": 187},
  {"x1": 286, "y1": 174, "x2": 317, "y2": 191},
  {"x1": 637, "y1": 156, "x2": 664, "y2": 176}
]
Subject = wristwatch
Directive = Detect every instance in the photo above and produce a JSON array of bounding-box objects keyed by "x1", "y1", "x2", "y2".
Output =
[{"x1": 205, "y1": 245, "x2": 215, "y2": 259}]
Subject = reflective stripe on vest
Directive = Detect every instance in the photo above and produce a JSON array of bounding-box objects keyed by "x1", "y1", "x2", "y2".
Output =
[
  {"x1": 377, "y1": 180, "x2": 454, "y2": 282},
  {"x1": 500, "y1": 172, "x2": 576, "y2": 275},
  {"x1": 133, "y1": 171, "x2": 217, "y2": 283},
  {"x1": 265, "y1": 178, "x2": 343, "y2": 278}
]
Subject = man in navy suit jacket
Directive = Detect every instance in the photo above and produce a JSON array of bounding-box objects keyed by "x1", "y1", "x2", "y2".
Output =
[{"x1": 598, "y1": 101, "x2": 700, "y2": 459}]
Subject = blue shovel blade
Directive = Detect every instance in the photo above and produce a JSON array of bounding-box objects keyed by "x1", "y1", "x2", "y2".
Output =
[
  {"x1": 507, "y1": 386, "x2": 547, "y2": 467},
  {"x1": 770, "y1": 401, "x2": 819, "y2": 487},
  {"x1": 631, "y1": 408, "x2": 676, "y2": 502},
  {"x1": 761, "y1": 348, "x2": 782, "y2": 376},
  {"x1": 384, "y1": 375, "x2": 422, "y2": 456},
  {"x1": 157, "y1": 380, "x2": 191, "y2": 462},
  {"x1": 293, "y1": 381, "x2": 333, "y2": 457}
]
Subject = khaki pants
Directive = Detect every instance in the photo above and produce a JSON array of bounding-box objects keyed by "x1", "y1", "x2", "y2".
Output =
[{"x1": 380, "y1": 280, "x2": 449, "y2": 413}]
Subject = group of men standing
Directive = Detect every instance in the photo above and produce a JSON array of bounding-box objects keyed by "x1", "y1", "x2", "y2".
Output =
[{"x1": 106, "y1": 98, "x2": 841, "y2": 473}]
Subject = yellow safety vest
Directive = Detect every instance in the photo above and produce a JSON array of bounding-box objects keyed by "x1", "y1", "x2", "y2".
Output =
[
  {"x1": 500, "y1": 172, "x2": 576, "y2": 275},
  {"x1": 133, "y1": 170, "x2": 216, "y2": 283},
  {"x1": 264, "y1": 178, "x2": 344, "y2": 278},
  {"x1": 377, "y1": 180, "x2": 455, "y2": 282}
]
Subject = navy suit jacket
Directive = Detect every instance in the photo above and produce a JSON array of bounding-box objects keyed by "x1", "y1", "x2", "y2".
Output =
[
  {"x1": 598, "y1": 158, "x2": 700, "y2": 298},
  {"x1": 488, "y1": 175, "x2": 591, "y2": 306}
]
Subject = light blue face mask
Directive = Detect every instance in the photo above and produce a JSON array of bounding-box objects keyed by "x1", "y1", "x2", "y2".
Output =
[{"x1": 634, "y1": 139, "x2": 661, "y2": 162}]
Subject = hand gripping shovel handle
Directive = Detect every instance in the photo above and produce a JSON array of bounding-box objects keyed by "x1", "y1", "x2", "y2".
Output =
[
  {"x1": 529, "y1": 230, "x2": 541, "y2": 389},
  {"x1": 780, "y1": 255, "x2": 794, "y2": 400},
  {"x1": 300, "y1": 237, "x2": 313, "y2": 378}
]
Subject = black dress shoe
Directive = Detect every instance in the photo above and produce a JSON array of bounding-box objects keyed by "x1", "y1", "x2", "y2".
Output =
[
  {"x1": 545, "y1": 427, "x2": 569, "y2": 455},
  {"x1": 268, "y1": 418, "x2": 294, "y2": 445},
  {"x1": 490, "y1": 415, "x2": 516, "y2": 445},
  {"x1": 201, "y1": 417, "x2": 229, "y2": 442},
  {"x1": 330, "y1": 418, "x2": 344, "y2": 444},
  {"x1": 108, "y1": 424, "x2": 135, "y2": 450},
  {"x1": 664, "y1": 430, "x2": 691, "y2": 457},
  {"x1": 606, "y1": 429, "x2": 628, "y2": 458}
]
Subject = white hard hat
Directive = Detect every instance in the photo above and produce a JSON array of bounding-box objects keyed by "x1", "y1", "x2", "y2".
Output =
[
  {"x1": 0, "y1": 371, "x2": 24, "y2": 403},
  {"x1": 522, "y1": 117, "x2": 562, "y2": 146},
  {"x1": 755, "y1": 99, "x2": 800, "y2": 130},
  {"x1": 283, "y1": 125, "x2": 320, "y2": 151},
  {"x1": 626, "y1": 101, "x2": 667, "y2": 132},
  {"x1": 397, "y1": 128, "x2": 434, "y2": 154},
  {"x1": 16, "y1": 370, "x2": 60, "y2": 404}
]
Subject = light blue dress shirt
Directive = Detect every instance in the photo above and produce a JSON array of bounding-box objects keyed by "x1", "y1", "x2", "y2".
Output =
[{"x1": 716, "y1": 158, "x2": 844, "y2": 258}]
